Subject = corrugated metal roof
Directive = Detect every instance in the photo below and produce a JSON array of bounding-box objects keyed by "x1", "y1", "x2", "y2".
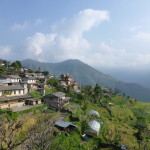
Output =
[
  {"x1": 88, "y1": 110, "x2": 100, "y2": 117},
  {"x1": 0, "y1": 79, "x2": 11, "y2": 83},
  {"x1": 22, "y1": 77, "x2": 36, "y2": 80},
  {"x1": 0, "y1": 95, "x2": 31, "y2": 101},
  {"x1": 8, "y1": 75, "x2": 21, "y2": 79},
  {"x1": 88, "y1": 120, "x2": 100, "y2": 133},
  {"x1": 0, "y1": 85, "x2": 24, "y2": 91},
  {"x1": 55, "y1": 120, "x2": 72, "y2": 128},
  {"x1": 52, "y1": 92, "x2": 66, "y2": 98},
  {"x1": 55, "y1": 120, "x2": 76, "y2": 128}
]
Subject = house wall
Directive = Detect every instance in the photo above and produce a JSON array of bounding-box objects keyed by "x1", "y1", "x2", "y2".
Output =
[
  {"x1": 43, "y1": 97, "x2": 68, "y2": 109},
  {"x1": 38, "y1": 100, "x2": 41, "y2": 104},
  {"x1": 0, "y1": 104, "x2": 9, "y2": 109},
  {"x1": 0, "y1": 101, "x2": 25, "y2": 109},
  {"x1": 0, "y1": 91, "x2": 2, "y2": 96},
  {"x1": 21, "y1": 84, "x2": 28, "y2": 94},
  {"x1": 11, "y1": 79, "x2": 20, "y2": 83},
  {"x1": 27, "y1": 79, "x2": 36, "y2": 84},
  {"x1": 43, "y1": 98, "x2": 59, "y2": 107},
  {"x1": 8, "y1": 89, "x2": 24, "y2": 97}
]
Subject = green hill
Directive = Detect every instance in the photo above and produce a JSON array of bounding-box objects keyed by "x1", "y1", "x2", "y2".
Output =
[{"x1": 21, "y1": 59, "x2": 150, "y2": 102}]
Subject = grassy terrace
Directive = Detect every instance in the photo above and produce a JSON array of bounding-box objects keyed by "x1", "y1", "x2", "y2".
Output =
[
  {"x1": 49, "y1": 94, "x2": 150, "y2": 150},
  {"x1": 0, "y1": 92, "x2": 150, "y2": 149}
]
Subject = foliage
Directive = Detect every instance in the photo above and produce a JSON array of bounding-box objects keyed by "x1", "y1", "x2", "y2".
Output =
[
  {"x1": 11, "y1": 60, "x2": 22, "y2": 69},
  {"x1": 30, "y1": 91, "x2": 42, "y2": 98},
  {"x1": 27, "y1": 69, "x2": 35, "y2": 73},
  {"x1": 0, "y1": 65, "x2": 6, "y2": 76},
  {"x1": 42, "y1": 71, "x2": 49, "y2": 76},
  {"x1": 45, "y1": 88, "x2": 55, "y2": 95},
  {"x1": 46, "y1": 77, "x2": 59, "y2": 87}
]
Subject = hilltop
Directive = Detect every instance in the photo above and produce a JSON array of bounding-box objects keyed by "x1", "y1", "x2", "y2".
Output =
[{"x1": 21, "y1": 59, "x2": 150, "y2": 102}]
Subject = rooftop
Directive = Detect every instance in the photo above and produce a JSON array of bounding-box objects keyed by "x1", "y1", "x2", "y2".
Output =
[
  {"x1": 0, "y1": 95, "x2": 31, "y2": 102},
  {"x1": 0, "y1": 85, "x2": 24, "y2": 91},
  {"x1": 52, "y1": 92, "x2": 66, "y2": 98},
  {"x1": 55, "y1": 120, "x2": 76, "y2": 128}
]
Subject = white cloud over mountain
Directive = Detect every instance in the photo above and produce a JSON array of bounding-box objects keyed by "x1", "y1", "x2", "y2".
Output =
[
  {"x1": 24, "y1": 9, "x2": 109, "y2": 62},
  {"x1": 2, "y1": 8, "x2": 150, "y2": 70}
]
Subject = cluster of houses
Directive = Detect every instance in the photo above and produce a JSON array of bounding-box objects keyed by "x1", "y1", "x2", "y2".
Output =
[
  {"x1": 0, "y1": 71, "x2": 80, "y2": 110},
  {"x1": 0, "y1": 72, "x2": 48, "y2": 109},
  {"x1": 59, "y1": 73, "x2": 79, "y2": 90}
]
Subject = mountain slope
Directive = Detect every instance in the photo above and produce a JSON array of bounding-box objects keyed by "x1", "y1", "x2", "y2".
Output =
[{"x1": 21, "y1": 59, "x2": 150, "y2": 102}]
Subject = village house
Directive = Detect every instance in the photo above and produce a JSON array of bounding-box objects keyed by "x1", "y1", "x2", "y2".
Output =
[
  {"x1": 0, "y1": 95, "x2": 31, "y2": 109},
  {"x1": 43, "y1": 92, "x2": 70, "y2": 110},
  {"x1": 3, "y1": 75, "x2": 22, "y2": 83},
  {"x1": 55, "y1": 120, "x2": 77, "y2": 131},
  {"x1": 0, "y1": 77, "x2": 11, "y2": 85},
  {"x1": 25, "y1": 98, "x2": 41, "y2": 105},
  {"x1": 60, "y1": 74, "x2": 74, "y2": 85},
  {"x1": 59, "y1": 73, "x2": 79, "y2": 90},
  {"x1": 22, "y1": 76, "x2": 36, "y2": 84},
  {"x1": 22, "y1": 77, "x2": 37, "y2": 91},
  {"x1": 0, "y1": 84, "x2": 29, "y2": 109},
  {"x1": 25, "y1": 73, "x2": 45, "y2": 79},
  {"x1": 0, "y1": 85, "x2": 26, "y2": 97},
  {"x1": 19, "y1": 67, "x2": 29, "y2": 73}
]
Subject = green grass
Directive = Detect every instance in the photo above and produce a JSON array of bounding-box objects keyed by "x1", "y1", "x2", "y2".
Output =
[
  {"x1": 1, "y1": 104, "x2": 48, "y2": 121},
  {"x1": 51, "y1": 95, "x2": 150, "y2": 150}
]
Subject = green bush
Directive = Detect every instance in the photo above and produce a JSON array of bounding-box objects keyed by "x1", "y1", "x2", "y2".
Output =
[{"x1": 30, "y1": 91, "x2": 42, "y2": 98}]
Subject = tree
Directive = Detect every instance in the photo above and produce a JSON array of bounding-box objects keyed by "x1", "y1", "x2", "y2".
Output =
[
  {"x1": 46, "y1": 77, "x2": 59, "y2": 87},
  {"x1": 0, "y1": 120, "x2": 25, "y2": 150},
  {"x1": 94, "y1": 84, "x2": 112, "y2": 117},
  {"x1": 27, "y1": 69, "x2": 35, "y2": 73},
  {"x1": 0, "y1": 66, "x2": 6, "y2": 76},
  {"x1": 42, "y1": 71, "x2": 49, "y2": 76},
  {"x1": 94, "y1": 84, "x2": 102, "y2": 98},
  {"x1": 11, "y1": 61, "x2": 22, "y2": 69},
  {"x1": 67, "y1": 85, "x2": 74, "y2": 94}
]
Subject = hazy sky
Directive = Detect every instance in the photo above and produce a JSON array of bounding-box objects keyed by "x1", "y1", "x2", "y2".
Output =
[{"x1": 1, "y1": 0, "x2": 150, "y2": 70}]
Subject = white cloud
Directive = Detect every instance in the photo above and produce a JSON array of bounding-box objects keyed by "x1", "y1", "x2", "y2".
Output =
[
  {"x1": 24, "y1": 9, "x2": 109, "y2": 62},
  {"x1": 22, "y1": 9, "x2": 150, "y2": 69},
  {"x1": 10, "y1": 21, "x2": 29, "y2": 31},
  {"x1": 52, "y1": 9, "x2": 109, "y2": 37},
  {"x1": 134, "y1": 31, "x2": 150, "y2": 41},
  {"x1": 129, "y1": 25, "x2": 141, "y2": 32},
  {"x1": 26, "y1": 32, "x2": 57, "y2": 56},
  {"x1": 6, "y1": 9, "x2": 150, "y2": 70},
  {"x1": 86, "y1": 42, "x2": 150, "y2": 69},
  {"x1": 0, "y1": 45, "x2": 12, "y2": 58}
]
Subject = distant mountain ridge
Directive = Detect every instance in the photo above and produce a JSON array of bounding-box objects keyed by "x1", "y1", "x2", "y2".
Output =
[{"x1": 21, "y1": 59, "x2": 150, "y2": 102}]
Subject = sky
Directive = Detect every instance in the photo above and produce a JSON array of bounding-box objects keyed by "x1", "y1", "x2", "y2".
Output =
[{"x1": 1, "y1": 0, "x2": 150, "y2": 72}]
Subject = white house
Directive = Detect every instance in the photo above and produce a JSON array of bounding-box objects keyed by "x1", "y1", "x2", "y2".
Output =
[
  {"x1": 3, "y1": 75, "x2": 22, "y2": 83},
  {"x1": 0, "y1": 85, "x2": 25, "y2": 97}
]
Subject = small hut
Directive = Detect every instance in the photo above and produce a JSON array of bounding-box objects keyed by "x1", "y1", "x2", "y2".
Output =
[
  {"x1": 86, "y1": 120, "x2": 100, "y2": 136},
  {"x1": 55, "y1": 120, "x2": 77, "y2": 131},
  {"x1": 88, "y1": 110, "x2": 100, "y2": 117}
]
